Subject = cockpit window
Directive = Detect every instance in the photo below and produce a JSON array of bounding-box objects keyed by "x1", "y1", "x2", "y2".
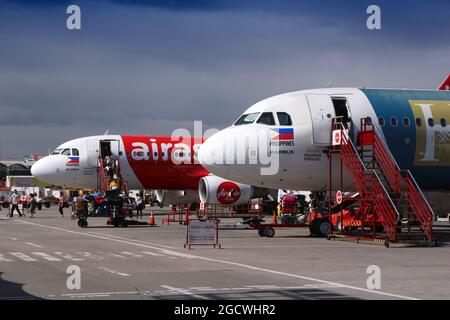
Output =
[
  {"x1": 51, "y1": 148, "x2": 63, "y2": 155},
  {"x1": 61, "y1": 148, "x2": 71, "y2": 156},
  {"x1": 72, "y1": 148, "x2": 79, "y2": 156},
  {"x1": 257, "y1": 112, "x2": 275, "y2": 125},
  {"x1": 234, "y1": 113, "x2": 260, "y2": 126},
  {"x1": 277, "y1": 112, "x2": 292, "y2": 126}
]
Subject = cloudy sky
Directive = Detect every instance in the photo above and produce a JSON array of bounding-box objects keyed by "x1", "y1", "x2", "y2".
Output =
[{"x1": 0, "y1": 0, "x2": 449, "y2": 157}]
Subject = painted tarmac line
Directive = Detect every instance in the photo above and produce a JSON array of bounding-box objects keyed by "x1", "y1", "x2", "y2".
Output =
[
  {"x1": 14, "y1": 219, "x2": 420, "y2": 300},
  {"x1": 53, "y1": 252, "x2": 84, "y2": 261},
  {"x1": 142, "y1": 250, "x2": 164, "y2": 257},
  {"x1": 98, "y1": 266, "x2": 130, "y2": 277},
  {"x1": 25, "y1": 242, "x2": 43, "y2": 248},
  {"x1": 160, "y1": 285, "x2": 208, "y2": 300},
  {"x1": 120, "y1": 251, "x2": 143, "y2": 258},
  {"x1": 0, "y1": 254, "x2": 13, "y2": 262},
  {"x1": 77, "y1": 251, "x2": 103, "y2": 261},
  {"x1": 32, "y1": 252, "x2": 61, "y2": 261},
  {"x1": 60, "y1": 290, "x2": 161, "y2": 298},
  {"x1": 87, "y1": 232, "x2": 175, "y2": 249},
  {"x1": 9, "y1": 252, "x2": 37, "y2": 261}
]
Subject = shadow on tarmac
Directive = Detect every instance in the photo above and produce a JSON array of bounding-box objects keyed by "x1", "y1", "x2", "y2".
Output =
[
  {"x1": 0, "y1": 273, "x2": 43, "y2": 300},
  {"x1": 153, "y1": 288, "x2": 361, "y2": 300}
]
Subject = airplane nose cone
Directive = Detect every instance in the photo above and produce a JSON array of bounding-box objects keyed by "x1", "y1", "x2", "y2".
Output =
[
  {"x1": 31, "y1": 157, "x2": 63, "y2": 185},
  {"x1": 31, "y1": 158, "x2": 51, "y2": 179},
  {"x1": 198, "y1": 132, "x2": 230, "y2": 178}
]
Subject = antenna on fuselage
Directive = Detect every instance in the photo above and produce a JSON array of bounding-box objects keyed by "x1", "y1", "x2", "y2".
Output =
[
  {"x1": 325, "y1": 77, "x2": 335, "y2": 88},
  {"x1": 103, "y1": 129, "x2": 109, "y2": 135}
]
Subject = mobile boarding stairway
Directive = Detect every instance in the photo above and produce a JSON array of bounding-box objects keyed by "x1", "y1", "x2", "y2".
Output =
[{"x1": 328, "y1": 118, "x2": 436, "y2": 246}]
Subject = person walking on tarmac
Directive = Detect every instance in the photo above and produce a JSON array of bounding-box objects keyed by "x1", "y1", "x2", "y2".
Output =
[
  {"x1": 29, "y1": 193, "x2": 37, "y2": 219},
  {"x1": 58, "y1": 191, "x2": 66, "y2": 218},
  {"x1": 9, "y1": 190, "x2": 22, "y2": 218},
  {"x1": 135, "y1": 193, "x2": 143, "y2": 219}
]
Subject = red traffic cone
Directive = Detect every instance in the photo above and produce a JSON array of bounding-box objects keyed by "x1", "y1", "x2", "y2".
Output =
[
  {"x1": 149, "y1": 211, "x2": 156, "y2": 226},
  {"x1": 272, "y1": 211, "x2": 278, "y2": 224}
]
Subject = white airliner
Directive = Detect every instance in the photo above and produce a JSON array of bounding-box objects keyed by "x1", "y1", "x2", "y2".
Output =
[
  {"x1": 199, "y1": 78, "x2": 450, "y2": 214},
  {"x1": 31, "y1": 135, "x2": 270, "y2": 206}
]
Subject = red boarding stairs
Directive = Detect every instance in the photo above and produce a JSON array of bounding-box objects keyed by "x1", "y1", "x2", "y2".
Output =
[
  {"x1": 332, "y1": 118, "x2": 434, "y2": 243},
  {"x1": 97, "y1": 157, "x2": 129, "y2": 195}
]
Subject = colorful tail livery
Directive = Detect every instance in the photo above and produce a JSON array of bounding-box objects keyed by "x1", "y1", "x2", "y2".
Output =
[{"x1": 438, "y1": 74, "x2": 450, "y2": 90}]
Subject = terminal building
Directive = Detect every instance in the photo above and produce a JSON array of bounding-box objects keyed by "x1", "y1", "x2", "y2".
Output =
[{"x1": 0, "y1": 159, "x2": 35, "y2": 188}]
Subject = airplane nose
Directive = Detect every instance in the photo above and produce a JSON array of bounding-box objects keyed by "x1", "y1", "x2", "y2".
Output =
[
  {"x1": 31, "y1": 157, "x2": 63, "y2": 185},
  {"x1": 198, "y1": 131, "x2": 230, "y2": 178},
  {"x1": 31, "y1": 158, "x2": 51, "y2": 179}
]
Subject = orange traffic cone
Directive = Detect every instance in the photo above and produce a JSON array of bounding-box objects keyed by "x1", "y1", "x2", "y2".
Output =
[
  {"x1": 149, "y1": 211, "x2": 156, "y2": 226},
  {"x1": 272, "y1": 211, "x2": 278, "y2": 224}
]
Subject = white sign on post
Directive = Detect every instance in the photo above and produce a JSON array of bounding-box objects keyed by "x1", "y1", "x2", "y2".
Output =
[
  {"x1": 332, "y1": 129, "x2": 349, "y2": 146},
  {"x1": 185, "y1": 220, "x2": 221, "y2": 249}
]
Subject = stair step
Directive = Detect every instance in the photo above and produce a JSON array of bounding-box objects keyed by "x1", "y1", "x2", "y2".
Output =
[{"x1": 396, "y1": 233, "x2": 427, "y2": 241}]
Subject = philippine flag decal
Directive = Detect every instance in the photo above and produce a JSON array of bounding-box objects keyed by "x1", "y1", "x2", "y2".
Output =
[
  {"x1": 271, "y1": 128, "x2": 294, "y2": 141},
  {"x1": 66, "y1": 156, "x2": 80, "y2": 167}
]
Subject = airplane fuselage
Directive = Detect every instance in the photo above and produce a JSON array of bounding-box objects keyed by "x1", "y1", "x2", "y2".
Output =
[
  {"x1": 32, "y1": 135, "x2": 208, "y2": 190},
  {"x1": 199, "y1": 88, "x2": 450, "y2": 191}
]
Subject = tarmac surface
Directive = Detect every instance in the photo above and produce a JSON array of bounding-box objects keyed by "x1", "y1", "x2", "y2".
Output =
[{"x1": 0, "y1": 206, "x2": 449, "y2": 300}]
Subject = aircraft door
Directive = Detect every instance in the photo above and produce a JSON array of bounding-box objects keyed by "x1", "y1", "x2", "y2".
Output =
[
  {"x1": 100, "y1": 140, "x2": 120, "y2": 158},
  {"x1": 86, "y1": 139, "x2": 99, "y2": 167},
  {"x1": 306, "y1": 94, "x2": 336, "y2": 145}
]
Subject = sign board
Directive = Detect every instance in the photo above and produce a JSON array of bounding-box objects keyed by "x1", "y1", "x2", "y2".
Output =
[
  {"x1": 332, "y1": 129, "x2": 349, "y2": 146},
  {"x1": 336, "y1": 190, "x2": 343, "y2": 204},
  {"x1": 185, "y1": 220, "x2": 221, "y2": 249}
]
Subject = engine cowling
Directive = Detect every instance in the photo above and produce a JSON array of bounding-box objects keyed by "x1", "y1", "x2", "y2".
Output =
[
  {"x1": 155, "y1": 190, "x2": 199, "y2": 206},
  {"x1": 199, "y1": 176, "x2": 256, "y2": 206}
]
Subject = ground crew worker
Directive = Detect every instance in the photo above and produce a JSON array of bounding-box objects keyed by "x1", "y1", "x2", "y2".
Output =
[{"x1": 135, "y1": 193, "x2": 143, "y2": 219}]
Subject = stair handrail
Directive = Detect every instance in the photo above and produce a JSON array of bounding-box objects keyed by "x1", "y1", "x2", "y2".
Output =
[
  {"x1": 404, "y1": 169, "x2": 436, "y2": 220},
  {"x1": 371, "y1": 122, "x2": 402, "y2": 172},
  {"x1": 369, "y1": 121, "x2": 435, "y2": 221},
  {"x1": 371, "y1": 169, "x2": 401, "y2": 224},
  {"x1": 338, "y1": 121, "x2": 400, "y2": 225}
]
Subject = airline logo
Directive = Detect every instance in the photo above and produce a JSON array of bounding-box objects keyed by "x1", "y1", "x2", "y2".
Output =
[
  {"x1": 409, "y1": 100, "x2": 450, "y2": 166},
  {"x1": 271, "y1": 128, "x2": 294, "y2": 141},
  {"x1": 216, "y1": 181, "x2": 241, "y2": 205}
]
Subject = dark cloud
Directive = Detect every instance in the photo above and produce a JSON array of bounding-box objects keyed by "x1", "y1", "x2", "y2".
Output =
[{"x1": 0, "y1": 0, "x2": 449, "y2": 157}]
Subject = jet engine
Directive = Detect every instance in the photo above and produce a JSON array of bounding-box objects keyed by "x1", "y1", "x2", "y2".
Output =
[
  {"x1": 199, "y1": 176, "x2": 266, "y2": 206},
  {"x1": 155, "y1": 190, "x2": 199, "y2": 206}
]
